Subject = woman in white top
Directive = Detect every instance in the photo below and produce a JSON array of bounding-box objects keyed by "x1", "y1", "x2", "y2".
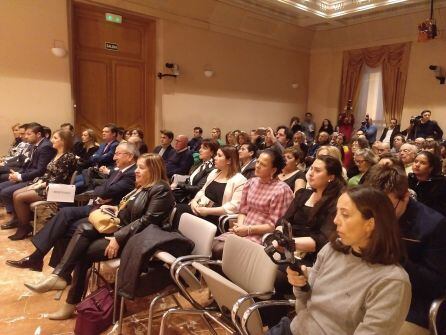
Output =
[{"x1": 172, "y1": 145, "x2": 246, "y2": 229}]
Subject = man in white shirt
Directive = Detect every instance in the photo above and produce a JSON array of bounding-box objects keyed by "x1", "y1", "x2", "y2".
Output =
[{"x1": 379, "y1": 118, "x2": 400, "y2": 148}]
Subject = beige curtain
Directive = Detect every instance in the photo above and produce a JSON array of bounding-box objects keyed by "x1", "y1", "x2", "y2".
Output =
[{"x1": 338, "y1": 42, "x2": 411, "y2": 125}]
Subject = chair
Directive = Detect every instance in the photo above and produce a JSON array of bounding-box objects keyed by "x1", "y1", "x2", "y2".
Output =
[
  {"x1": 97, "y1": 212, "x2": 217, "y2": 334},
  {"x1": 159, "y1": 234, "x2": 280, "y2": 335},
  {"x1": 430, "y1": 294, "x2": 446, "y2": 335},
  {"x1": 218, "y1": 213, "x2": 238, "y2": 234}
]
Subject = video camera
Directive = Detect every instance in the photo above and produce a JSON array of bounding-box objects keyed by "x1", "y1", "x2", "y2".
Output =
[
  {"x1": 410, "y1": 115, "x2": 422, "y2": 125},
  {"x1": 263, "y1": 219, "x2": 310, "y2": 292}
]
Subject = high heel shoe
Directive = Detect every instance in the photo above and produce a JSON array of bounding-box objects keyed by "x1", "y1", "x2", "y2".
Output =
[
  {"x1": 48, "y1": 302, "x2": 75, "y2": 320},
  {"x1": 24, "y1": 274, "x2": 67, "y2": 300}
]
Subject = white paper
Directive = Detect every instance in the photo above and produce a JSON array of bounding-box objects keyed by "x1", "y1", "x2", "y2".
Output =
[{"x1": 46, "y1": 184, "x2": 76, "y2": 203}]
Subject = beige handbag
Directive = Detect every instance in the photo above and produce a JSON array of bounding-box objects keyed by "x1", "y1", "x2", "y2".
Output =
[{"x1": 88, "y1": 208, "x2": 121, "y2": 234}]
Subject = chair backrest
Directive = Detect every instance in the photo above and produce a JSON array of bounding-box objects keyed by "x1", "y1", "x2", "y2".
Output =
[
  {"x1": 222, "y1": 234, "x2": 277, "y2": 293},
  {"x1": 193, "y1": 235, "x2": 277, "y2": 334},
  {"x1": 178, "y1": 213, "x2": 217, "y2": 256}
]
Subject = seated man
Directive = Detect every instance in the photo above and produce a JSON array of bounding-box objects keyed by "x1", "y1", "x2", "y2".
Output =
[
  {"x1": 6, "y1": 142, "x2": 137, "y2": 271},
  {"x1": 0, "y1": 123, "x2": 30, "y2": 182},
  {"x1": 153, "y1": 129, "x2": 175, "y2": 161},
  {"x1": 75, "y1": 123, "x2": 119, "y2": 192},
  {"x1": 0, "y1": 122, "x2": 56, "y2": 228},
  {"x1": 188, "y1": 126, "x2": 203, "y2": 153},
  {"x1": 366, "y1": 164, "x2": 446, "y2": 335},
  {"x1": 399, "y1": 143, "x2": 417, "y2": 174},
  {"x1": 166, "y1": 135, "x2": 194, "y2": 178}
]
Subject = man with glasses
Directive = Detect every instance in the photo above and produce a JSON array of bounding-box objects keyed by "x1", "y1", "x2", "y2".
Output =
[
  {"x1": 366, "y1": 164, "x2": 446, "y2": 335},
  {"x1": 6, "y1": 143, "x2": 137, "y2": 272}
]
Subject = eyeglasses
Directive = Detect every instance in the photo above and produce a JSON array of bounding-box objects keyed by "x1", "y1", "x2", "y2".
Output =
[
  {"x1": 114, "y1": 152, "x2": 129, "y2": 156},
  {"x1": 354, "y1": 159, "x2": 365, "y2": 164}
]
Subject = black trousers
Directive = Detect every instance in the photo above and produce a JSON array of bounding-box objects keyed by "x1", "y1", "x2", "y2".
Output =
[
  {"x1": 53, "y1": 222, "x2": 116, "y2": 305},
  {"x1": 31, "y1": 205, "x2": 91, "y2": 256}
]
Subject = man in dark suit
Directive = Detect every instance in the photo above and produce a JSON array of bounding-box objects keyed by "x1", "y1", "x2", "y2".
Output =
[
  {"x1": 74, "y1": 123, "x2": 119, "y2": 192},
  {"x1": 379, "y1": 118, "x2": 400, "y2": 148},
  {"x1": 6, "y1": 142, "x2": 137, "y2": 271},
  {"x1": 153, "y1": 129, "x2": 174, "y2": 161},
  {"x1": 166, "y1": 135, "x2": 194, "y2": 178},
  {"x1": 0, "y1": 122, "x2": 56, "y2": 229}
]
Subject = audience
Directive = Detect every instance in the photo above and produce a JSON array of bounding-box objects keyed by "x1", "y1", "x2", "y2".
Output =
[
  {"x1": 9, "y1": 130, "x2": 77, "y2": 240},
  {"x1": 0, "y1": 122, "x2": 56, "y2": 229},
  {"x1": 2, "y1": 108, "x2": 446, "y2": 333},
  {"x1": 23, "y1": 153, "x2": 175, "y2": 320},
  {"x1": 268, "y1": 187, "x2": 411, "y2": 335},
  {"x1": 366, "y1": 164, "x2": 446, "y2": 334}
]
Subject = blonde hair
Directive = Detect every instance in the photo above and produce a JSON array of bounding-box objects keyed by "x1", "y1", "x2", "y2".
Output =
[
  {"x1": 138, "y1": 153, "x2": 168, "y2": 187},
  {"x1": 316, "y1": 145, "x2": 342, "y2": 163}
]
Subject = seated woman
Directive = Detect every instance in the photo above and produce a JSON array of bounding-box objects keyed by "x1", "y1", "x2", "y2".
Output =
[
  {"x1": 127, "y1": 128, "x2": 148, "y2": 154},
  {"x1": 8, "y1": 129, "x2": 77, "y2": 240},
  {"x1": 346, "y1": 136, "x2": 369, "y2": 178},
  {"x1": 278, "y1": 146, "x2": 306, "y2": 194},
  {"x1": 237, "y1": 131, "x2": 250, "y2": 147},
  {"x1": 172, "y1": 145, "x2": 246, "y2": 228},
  {"x1": 268, "y1": 187, "x2": 411, "y2": 335},
  {"x1": 212, "y1": 149, "x2": 294, "y2": 259},
  {"x1": 75, "y1": 128, "x2": 99, "y2": 173},
  {"x1": 238, "y1": 143, "x2": 257, "y2": 179},
  {"x1": 2, "y1": 123, "x2": 22, "y2": 159},
  {"x1": 408, "y1": 150, "x2": 446, "y2": 216},
  {"x1": 347, "y1": 148, "x2": 377, "y2": 186},
  {"x1": 173, "y1": 139, "x2": 218, "y2": 203},
  {"x1": 23, "y1": 153, "x2": 175, "y2": 319}
]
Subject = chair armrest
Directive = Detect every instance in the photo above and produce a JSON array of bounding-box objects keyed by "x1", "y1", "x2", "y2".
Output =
[
  {"x1": 430, "y1": 295, "x2": 446, "y2": 335},
  {"x1": 218, "y1": 214, "x2": 238, "y2": 233},
  {"x1": 30, "y1": 201, "x2": 58, "y2": 212},
  {"x1": 231, "y1": 291, "x2": 275, "y2": 335},
  {"x1": 172, "y1": 259, "x2": 221, "y2": 310},
  {"x1": 241, "y1": 299, "x2": 296, "y2": 335}
]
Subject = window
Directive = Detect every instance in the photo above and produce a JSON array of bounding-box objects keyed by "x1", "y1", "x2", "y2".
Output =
[{"x1": 354, "y1": 65, "x2": 384, "y2": 134}]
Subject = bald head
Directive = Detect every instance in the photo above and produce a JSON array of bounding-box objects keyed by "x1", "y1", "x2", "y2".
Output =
[{"x1": 174, "y1": 135, "x2": 189, "y2": 151}]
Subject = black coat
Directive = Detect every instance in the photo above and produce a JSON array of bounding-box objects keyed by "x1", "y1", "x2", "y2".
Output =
[
  {"x1": 379, "y1": 125, "x2": 400, "y2": 147},
  {"x1": 399, "y1": 199, "x2": 446, "y2": 328},
  {"x1": 153, "y1": 144, "x2": 174, "y2": 161},
  {"x1": 408, "y1": 173, "x2": 446, "y2": 216},
  {"x1": 114, "y1": 180, "x2": 176, "y2": 246},
  {"x1": 174, "y1": 163, "x2": 215, "y2": 203}
]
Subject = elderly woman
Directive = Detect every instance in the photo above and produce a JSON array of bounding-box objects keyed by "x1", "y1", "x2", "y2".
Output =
[
  {"x1": 9, "y1": 129, "x2": 77, "y2": 240},
  {"x1": 348, "y1": 148, "x2": 377, "y2": 186},
  {"x1": 212, "y1": 149, "x2": 294, "y2": 259},
  {"x1": 408, "y1": 150, "x2": 446, "y2": 216},
  {"x1": 268, "y1": 187, "x2": 411, "y2": 335},
  {"x1": 24, "y1": 153, "x2": 175, "y2": 319},
  {"x1": 172, "y1": 145, "x2": 246, "y2": 228}
]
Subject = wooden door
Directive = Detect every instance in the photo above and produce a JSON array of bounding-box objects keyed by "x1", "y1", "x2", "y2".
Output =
[{"x1": 72, "y1": 3, "x2": 156, "y2": 147}]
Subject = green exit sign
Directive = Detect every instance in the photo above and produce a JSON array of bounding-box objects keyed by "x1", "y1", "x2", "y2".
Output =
[{"x1": 105, "y1": 13, "x2": 122, "y2": 24}]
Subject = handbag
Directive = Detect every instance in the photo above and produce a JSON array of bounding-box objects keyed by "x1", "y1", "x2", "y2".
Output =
[
  {"x1": 88, "y1": 208, "x2": 120, "y2": 234},
  {"x1": 74, "y1": 267, "x2": 114, "y2": 335}
]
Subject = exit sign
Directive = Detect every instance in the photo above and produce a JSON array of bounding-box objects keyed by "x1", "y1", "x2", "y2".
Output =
[{"x1": 105, "y1": 13, "x2": 122, "y2": 24}]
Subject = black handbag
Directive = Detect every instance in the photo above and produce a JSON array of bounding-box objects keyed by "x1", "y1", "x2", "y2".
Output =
[{"x1": 74, "y1": 267, "x2": 114, "y2": 335}]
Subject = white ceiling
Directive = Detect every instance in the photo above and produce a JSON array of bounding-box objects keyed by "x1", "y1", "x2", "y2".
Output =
[{"x1": 223, "y1": 0, "x2": 446, "y2": 29}]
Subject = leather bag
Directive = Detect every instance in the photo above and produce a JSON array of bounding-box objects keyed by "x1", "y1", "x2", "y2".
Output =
[
  {"x1": 74, "y1": 268, "x2": 114, "y2": 335},
  {"x1": 88, "y1": 208, "x2": 120, "y2": 234}
]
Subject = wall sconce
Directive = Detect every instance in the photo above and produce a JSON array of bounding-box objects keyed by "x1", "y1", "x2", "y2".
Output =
[
  {"x1": 429, "y1": 65, "x2": 445, "y2": 84},
  {"x1": 51, "y1": 40, "x2": 67, "y2": 58},
  {"x1": 204, "y1": 69, "x2": 214, "y2": 78},
  {"x1": 157, "y1": 63, "x2": 179, "y2": 79}
]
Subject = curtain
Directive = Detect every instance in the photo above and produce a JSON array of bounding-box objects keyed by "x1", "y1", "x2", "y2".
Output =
[{"x1": 338, "y1": 42, "x2": 411, "y2": 125}]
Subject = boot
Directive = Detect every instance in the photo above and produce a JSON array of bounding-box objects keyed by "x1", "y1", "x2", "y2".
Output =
[
  {"x1": 48, "y1": 302, "x2": 75, "y2": 320},
  {"x1": 24, "y1": 274, "x2": 67, "y2": 294}
]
